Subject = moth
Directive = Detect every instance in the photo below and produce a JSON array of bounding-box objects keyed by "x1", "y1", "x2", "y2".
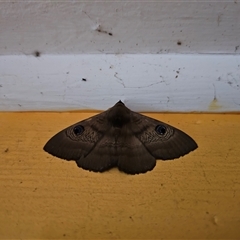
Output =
[{"x1": 43, "y1": 101, "x2": 197, "y2": 174}]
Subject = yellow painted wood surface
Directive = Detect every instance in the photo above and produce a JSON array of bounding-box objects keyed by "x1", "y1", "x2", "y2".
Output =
[{"x1": 0, "y1": 112, "x2": 240, "y2": 239}]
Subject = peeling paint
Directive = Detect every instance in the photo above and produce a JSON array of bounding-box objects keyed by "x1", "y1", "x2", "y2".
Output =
[{"x1": 0, "y1": 54, "x2": 240, "y2": 112}]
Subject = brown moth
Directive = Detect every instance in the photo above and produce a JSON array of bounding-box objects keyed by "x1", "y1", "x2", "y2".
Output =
[{"x1": 43, "y1": 101, "x2": 197, "y2": 174}]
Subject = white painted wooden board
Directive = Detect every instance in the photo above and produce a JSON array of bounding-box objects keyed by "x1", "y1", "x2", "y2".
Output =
[
  {"x1": 0, "y1": 1, "x2": 239, "y2": 55},
  {"x1": 0, "y1": 54, "x2": 239, "y2": 112}
]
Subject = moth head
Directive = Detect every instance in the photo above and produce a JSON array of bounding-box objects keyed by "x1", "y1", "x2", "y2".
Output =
[{"x1": 108, "y1": 101, "x2": 130, "y2": 128}]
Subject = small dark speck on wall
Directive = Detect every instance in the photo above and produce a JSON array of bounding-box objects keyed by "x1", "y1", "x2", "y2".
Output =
[
  {"x1": 82, "y1": 78, "x2": 87, "y2": 82},
  {"x1": 96, "y1": 27, "x2": 113, "y2": 36},
  {"x1": 177, "y1": 41, "x2": 182, "y2": 45},
  {"x1": 4, "y1": 148, "x2": 9, "y2": 153},
  {"x1": 34, "y1": 51, "x2": 41, "y2": 57}
]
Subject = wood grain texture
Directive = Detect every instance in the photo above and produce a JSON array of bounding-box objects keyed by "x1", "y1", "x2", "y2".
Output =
[{"x1": 0, "y1": 112, "x2": 240, "y2": 239}]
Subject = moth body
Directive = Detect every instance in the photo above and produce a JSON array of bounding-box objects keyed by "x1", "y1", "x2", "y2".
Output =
[{"x1": 43, "y1": 101, "x2": 198, "y2": 174}]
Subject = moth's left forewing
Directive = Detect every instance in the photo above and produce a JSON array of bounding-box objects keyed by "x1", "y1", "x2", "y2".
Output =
[
  {"x1": 43, "y1": 111, "x2": 110, "y2": 161},
  {"x1": 130, "y1": 112, "x2": 198, "y2": 160}
]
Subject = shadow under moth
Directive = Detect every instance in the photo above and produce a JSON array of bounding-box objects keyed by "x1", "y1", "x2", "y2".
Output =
[{"x1": 43, "y1": 101, "x2": 197, "y2": 174}]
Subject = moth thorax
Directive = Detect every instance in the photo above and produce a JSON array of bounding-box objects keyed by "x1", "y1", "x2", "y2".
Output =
[
  {"x1": 108, "y1": 106, "x2": 130, "y2": 128},
  {"x1": 111, "y1": 115, "x2": 129, "y2": 128}
]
